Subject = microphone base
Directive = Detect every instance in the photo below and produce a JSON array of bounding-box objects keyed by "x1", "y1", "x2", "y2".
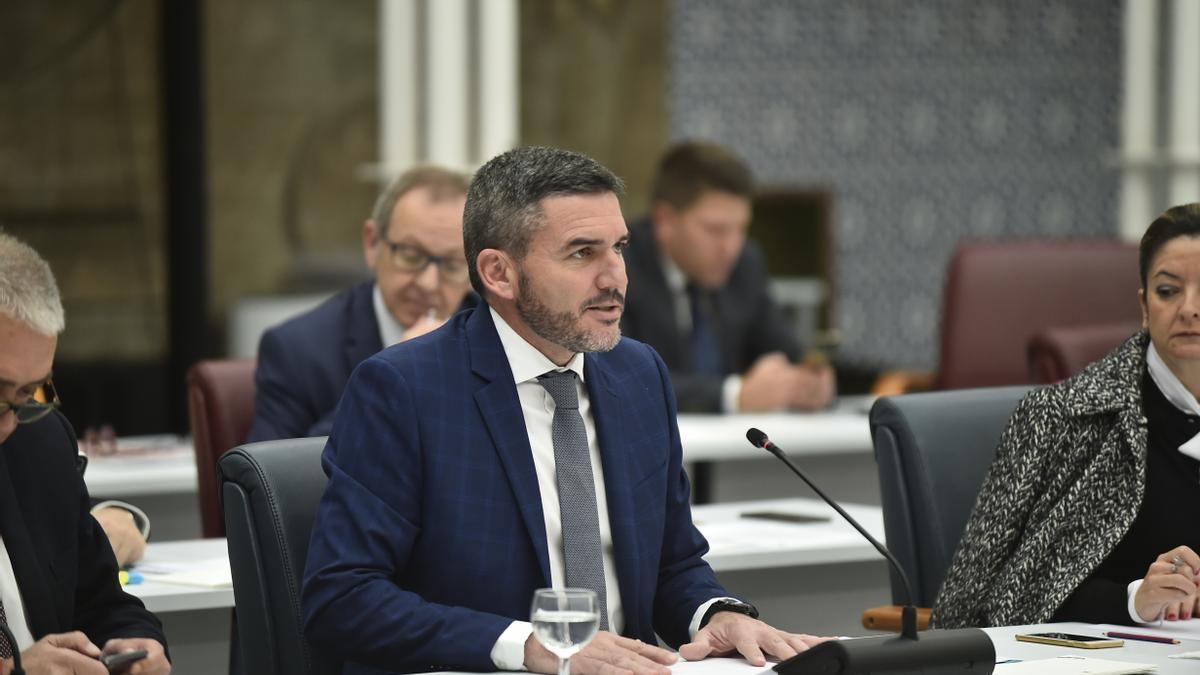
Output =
[{"x1": 773, "y1": 628, "x2": 995, "y2": 675}]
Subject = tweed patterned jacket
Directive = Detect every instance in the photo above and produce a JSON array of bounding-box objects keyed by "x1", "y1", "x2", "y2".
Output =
[{"x1": 934, "y1": 331, "x2": 1151, "y2": 628}]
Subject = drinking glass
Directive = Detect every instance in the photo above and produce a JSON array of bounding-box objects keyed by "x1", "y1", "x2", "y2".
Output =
[{"x1": 530, "y1": 588, "x2": 600, "y2": 675}]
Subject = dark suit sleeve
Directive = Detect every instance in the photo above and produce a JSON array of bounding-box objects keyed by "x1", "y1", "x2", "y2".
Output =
[
  {"x1": 739, "y1": 242, "x2": 801, "y2": 364},
  {"x1": 664, "y1": 373, "x2": 725, "y2": 414},
  {"x1": 247, "y1": 327, "x2": 312, "y2": 443},
  {"x1": 301, "y1": 358, "x2": 514, "y2": 671},
  {"x1": 645, "y1": 346, "x2": 732, "y2": 644},
  {"x1": 53, "y1": 421, "x2": 165, "y2": 647}
]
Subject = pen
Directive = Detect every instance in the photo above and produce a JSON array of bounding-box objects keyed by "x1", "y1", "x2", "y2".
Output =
[{"x1": 1103, "y1": 631, "x2": 1180, "y2": 644}]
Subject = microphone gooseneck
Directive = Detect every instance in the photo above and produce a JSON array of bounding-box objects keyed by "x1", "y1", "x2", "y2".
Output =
[
  {"x1": 745, "y1": 428, "x2": 918, "y2": 639},
  {"x1": 743, "y1": 427, "x2": 995, "y2": 675}
]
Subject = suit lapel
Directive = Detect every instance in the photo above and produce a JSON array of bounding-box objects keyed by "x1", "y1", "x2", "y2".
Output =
[
  {"x1": 585, "y1": 355, "x2": 642, "y2": 635},
  {"x1": 0, "y1": 441, "x2": 57, "y2": 636},
  {"x1": 467, "y1": 307, "x2": 552, "y2": 585},
  {"x1": 343, "y1": 282, "x2": 384, "y2": 373}
]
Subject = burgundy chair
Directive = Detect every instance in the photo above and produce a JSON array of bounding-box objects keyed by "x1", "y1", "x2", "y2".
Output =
[
  {"x1": 187, "y1": 359, "x2": 256, "y2": 538},
  {"x1": 1028, "y1": 321, "x2": 1142, "y2": 384},
  {"x1": 936, "y1": 240, "x2": 1142, "y2": 390}
]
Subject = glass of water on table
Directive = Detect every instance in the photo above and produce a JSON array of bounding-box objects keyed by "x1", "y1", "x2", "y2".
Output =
[{"x1": 530, "y1": 588, "x2": 600, "y2": 675}]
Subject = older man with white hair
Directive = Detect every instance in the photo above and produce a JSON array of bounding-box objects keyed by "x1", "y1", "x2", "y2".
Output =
[{"x1": 0, "y1": 234, "x2": 169, "y2": 674}]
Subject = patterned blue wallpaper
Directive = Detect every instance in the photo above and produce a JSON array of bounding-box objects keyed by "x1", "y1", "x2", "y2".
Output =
[{"x1": 668, "y1": 0, "x2": 1122, "y2": 369}]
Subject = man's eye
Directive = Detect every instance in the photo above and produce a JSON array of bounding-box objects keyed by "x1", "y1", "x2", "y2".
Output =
[
  {"x1": 614, "y1": 241, "x2": 629, "y2": 254},
  {"x1": 571, "y1": 248, "x2": 591, "y2": 259},
  {"x1": 1157, "y1": 286, "x2": 1179, "y2": 298}
]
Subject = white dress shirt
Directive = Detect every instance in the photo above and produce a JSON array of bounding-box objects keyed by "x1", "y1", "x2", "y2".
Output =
[
  {"x1": 0, "y1": 535, "x2": 35, "y2": 652},
  {"x1": 486, "y1": 308, "x2": 726, "y2": 669},
  {"x1": 372, "y1": 284, "x2": 409, "y2": 348},
  {"x1": 659, "y1": 256, "x2": 742, "y2": 412}
]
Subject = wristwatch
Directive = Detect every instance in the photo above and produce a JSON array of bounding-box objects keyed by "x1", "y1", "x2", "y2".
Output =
[{"x1": 700, "y1": 599, "x2": 760, "y2": 628}]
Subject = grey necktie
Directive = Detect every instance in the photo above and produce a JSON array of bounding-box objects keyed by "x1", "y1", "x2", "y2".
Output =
[
  {"x1": 0, "y1": 599, "x2": 13, "y2": 659},
  {"x1": 538, "y1": 370, "x2": 609, "y2": 630}
]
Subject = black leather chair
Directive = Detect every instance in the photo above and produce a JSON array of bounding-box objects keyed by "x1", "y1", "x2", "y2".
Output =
[
  {"x1": 862, "y1": 386, "x2": 1031, "y2": 630},
  {"x1": 218, "y1": 437, "x2": 340, "y2": 675}
]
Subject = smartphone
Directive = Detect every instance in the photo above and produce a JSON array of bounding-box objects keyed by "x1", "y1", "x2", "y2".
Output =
[
  {"x1": 99, "y1": 649, "x2": 148, "y2": 672},
  {"x1": 1015, "y1": 632, "x2": 1123, "y2": 649},
  {"x1": 740, "y1": 510, "x2": 829, "y2": 524}
]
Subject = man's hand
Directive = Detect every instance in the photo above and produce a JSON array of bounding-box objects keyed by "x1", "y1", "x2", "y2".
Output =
[
  {"x1": 788, "y1": 365, "x2": 835, "y2": 411},
  {"x1": 101, "y1": 638, "x2": 169, "y2": 675},
  {"x1": 92, "y1": 507, "x2": 146, "y2": 567},
  {"x1": 13, "y1": 631, "x2": 105, "y2": 674},
  {"x1": 524, "y1": 631, "x2": 677, "y2": 675},
  {"x1": 400, "y1": 312, "x2": 446, "y2": 342},
  {"x1": 739, "y1": 353, "x2": 802, "y2": 412},
  {"x1": 679, "y1": 612, "x2": 829, "y2": 667}
]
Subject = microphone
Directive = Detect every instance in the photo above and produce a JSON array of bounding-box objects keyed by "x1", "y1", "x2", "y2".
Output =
[
  {"x1": 0, "y1": 620, "x2": 24, "y2": 675},
  {"x1": 745, "y1": 428, "x2": 994, "y2": 675}
]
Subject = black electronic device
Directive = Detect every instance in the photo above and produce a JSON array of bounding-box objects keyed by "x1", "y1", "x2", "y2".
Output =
[
  {"x1": 746, "y1": 428, "x2": 995, "y2": 675},
  {"x1": 100, "y1": 649, "x2": 148, "y2": 672}
]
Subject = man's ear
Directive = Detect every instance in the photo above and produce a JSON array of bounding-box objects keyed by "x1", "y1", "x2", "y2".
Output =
[
  {"x1": 477, "y1": 249, "x2": 517, "y2": 301},
  {"x1": 363, "y1": 218, "x2": 380, "y2": 268},
  {"x1": 1139, "y1": 287, "x2": 1148, "y2": 330}
]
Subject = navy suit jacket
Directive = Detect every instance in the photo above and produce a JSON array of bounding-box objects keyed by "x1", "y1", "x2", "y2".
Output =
[
  {"x1": 302, "y1": 305, "x2": 728, "y2": 674},
  {"x1": 620, "y1": 217, "x2": 801, "y2": 412},
  {"x1": 248, "y1": 281, "x2": 382, "y2": 443},
  {"x1": 0, "y1": 411, "x2": 166, "y2": 647}
]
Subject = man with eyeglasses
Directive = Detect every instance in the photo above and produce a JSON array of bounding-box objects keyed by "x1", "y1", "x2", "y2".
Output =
[
  {"x1": 0, "y1": 234, "x2": 170, "y2": 674},
  {"x1": 248, "y1": 165, "x2": 476, "y2": 443}
]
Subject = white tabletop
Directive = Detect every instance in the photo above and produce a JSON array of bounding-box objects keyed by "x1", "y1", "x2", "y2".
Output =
[
  {"x1": 125, "y1": 538, "x2": 233, "y2": 613},
  {"x1": 988, "y1": 622, "x2": 1200, "y2": 674},
  {"x1": 85, "y1": 400, "x2": 873, "y2": 498},
  {"x1": 693, "y1": 497, "x2": 884, "y2": 571}
]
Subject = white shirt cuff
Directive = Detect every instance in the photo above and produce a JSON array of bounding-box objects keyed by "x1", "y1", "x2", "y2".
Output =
[
  {"x1": 91, "y1": 500, "x2": 151, "y2": 540},
  {"x1": 491, "y1": 620, "x2": 533, "y2": 671},
  {"x1": 721, "y1": 376, "x2": 743, "y2": 413},
  {"x1": 689, "y1": 597, "x2": 740, "y2": 639},
  {"x1": 1127, "y1": 578, "x2": 1162, "y2": 625}
]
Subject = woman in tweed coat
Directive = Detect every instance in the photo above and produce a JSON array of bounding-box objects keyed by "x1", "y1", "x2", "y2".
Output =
[{"x1": 935, "y1": 204, "x2": 1200, "y2": 628}]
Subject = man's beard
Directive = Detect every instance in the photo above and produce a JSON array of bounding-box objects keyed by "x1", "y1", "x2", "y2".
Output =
[{"x1": 515, "y1": 273, "x2": 623, "y2": 354}]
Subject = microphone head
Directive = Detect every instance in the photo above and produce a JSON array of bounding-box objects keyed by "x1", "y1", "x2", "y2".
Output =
[{"x1": 746, "y1": 428, "x2": 768, "y2": 448}]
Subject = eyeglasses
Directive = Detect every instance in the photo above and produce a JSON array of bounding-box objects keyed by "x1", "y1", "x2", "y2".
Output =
[
  {"x1": 379, "y1": 234, "x2": 469, "y2": 284},
  {"x1": 0, "y1": 378, "x2": 60, "y2": 425}
]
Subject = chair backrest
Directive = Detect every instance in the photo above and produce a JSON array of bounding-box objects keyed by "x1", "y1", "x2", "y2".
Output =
[
  {"x1": 187, "y1": 358, "x2": 257, "y2": 538},
  {"x1": 869, "y1": 386, "x2": 1030, "y2": 607},
  {"x1": 1027, "y1": 321, "x2": 1141, "y2": 384},
  {"x1": 218, "y1": 437, "x2": 340, "y2": 675},
  {"x1": 937, "y1": 240, "x2": 1140, "y2": 389}
]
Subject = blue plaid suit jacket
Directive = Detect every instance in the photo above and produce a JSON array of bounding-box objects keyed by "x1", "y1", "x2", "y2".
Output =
[{"x1": 301, "y1": 304, "x2": 727, "y2": 674}]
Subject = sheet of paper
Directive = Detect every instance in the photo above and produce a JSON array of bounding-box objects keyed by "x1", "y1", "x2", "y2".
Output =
[
  {"x1": 134, "y1": 557, "x2": 233, "y2": 588},
  {"x1": 996, "y1": 655, "x2": 1157, "y2": 674},
  {"x1": 1093, "y1": 621, "x2": 1200, "y2": 642},
  {"x1": 669, "y1": 657, "x2": 771, "y2": 675}
]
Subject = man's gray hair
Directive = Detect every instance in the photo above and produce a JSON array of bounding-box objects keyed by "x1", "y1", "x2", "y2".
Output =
[
  {"x1": 0, "y1": 233, "x2": 65, "y2": 336},
  {"x1": 463, "y1": 146, "x2": 624, "y2": 295},
  {"x1": 369, "y1": 165, "x2": 471, "y2": 233}
]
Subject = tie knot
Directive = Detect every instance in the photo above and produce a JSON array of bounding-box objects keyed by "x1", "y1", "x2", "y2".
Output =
[{"x1": 538, "y1": 370, "x2": 579, "y2": 410}]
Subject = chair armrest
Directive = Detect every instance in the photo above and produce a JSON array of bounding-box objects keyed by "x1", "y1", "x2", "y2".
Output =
[
  {"x1": 869, "y1": 370, "x2": 936, "y2": 397},
  {"x1": 861, "y1": 605, "x2": 932, "y2": 632}
]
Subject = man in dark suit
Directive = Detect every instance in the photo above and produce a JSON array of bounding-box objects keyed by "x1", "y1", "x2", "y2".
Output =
[
  {"x1": 621, "y1": 141, "x2": 834, "y2": 413},
  {"x1": 0, "y1": 234, "x2": 169, "y2": 674},
  {"x1": 302, "y1": 146, "x2": 825, "y2": 675},
  {"x1": 248, "y1": 166, "x2": 474, "y2": 442}
]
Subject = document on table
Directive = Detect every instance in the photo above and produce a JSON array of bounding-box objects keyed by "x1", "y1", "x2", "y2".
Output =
[
  {"x1": 134, "y1": 558, "x2": 233, "y2": 588},
  {"x1": 996, "y1": 655, "x2": 1156, "y2": 674},
  {"x1": 670, "y1": 657, "x2": 771, "y2": 675},
  {"x1": 1092, "y1": 621, "x2": 1200, "y2": 641}
]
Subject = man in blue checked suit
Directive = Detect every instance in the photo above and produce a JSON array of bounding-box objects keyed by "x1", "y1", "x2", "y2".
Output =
[{"x1": 302, "y1": 147, "x2": 826, "y2": 675}]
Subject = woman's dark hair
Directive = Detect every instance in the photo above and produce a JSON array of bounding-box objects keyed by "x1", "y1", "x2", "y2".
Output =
[{"x1": 1140, "y1": 203, "x2": 1200, "y2": 288}]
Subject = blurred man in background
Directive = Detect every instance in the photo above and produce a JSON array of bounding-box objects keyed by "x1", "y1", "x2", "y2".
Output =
[
  {"x1": 621, "y1": 141, "x2": 834, "y2": 413},
  {"x1": 0, "y1": 233, "x2": 169, "y2": 674},
  {"x1": 249, "y1": 166, "x2": 476, "y2": 442}
]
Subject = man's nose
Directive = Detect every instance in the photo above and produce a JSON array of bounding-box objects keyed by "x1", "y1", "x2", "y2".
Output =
[{"x1": 413, "y1": 261, "x2": 441, "y2": 291}]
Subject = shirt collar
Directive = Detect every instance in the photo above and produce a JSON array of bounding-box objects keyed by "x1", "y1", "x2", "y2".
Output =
[
  {"x1": 1146, "y1": 340, "x2": 1200, "y2": 460},
  {"x1": 372, "y1": 283, "x2": 410, "y2": 348},
  {"x1": 660, "y1": 252, "x2": 687, "y2": 295},
  {"x1": 489, "y1": 306, "x2": 586, "y2": 385}
]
